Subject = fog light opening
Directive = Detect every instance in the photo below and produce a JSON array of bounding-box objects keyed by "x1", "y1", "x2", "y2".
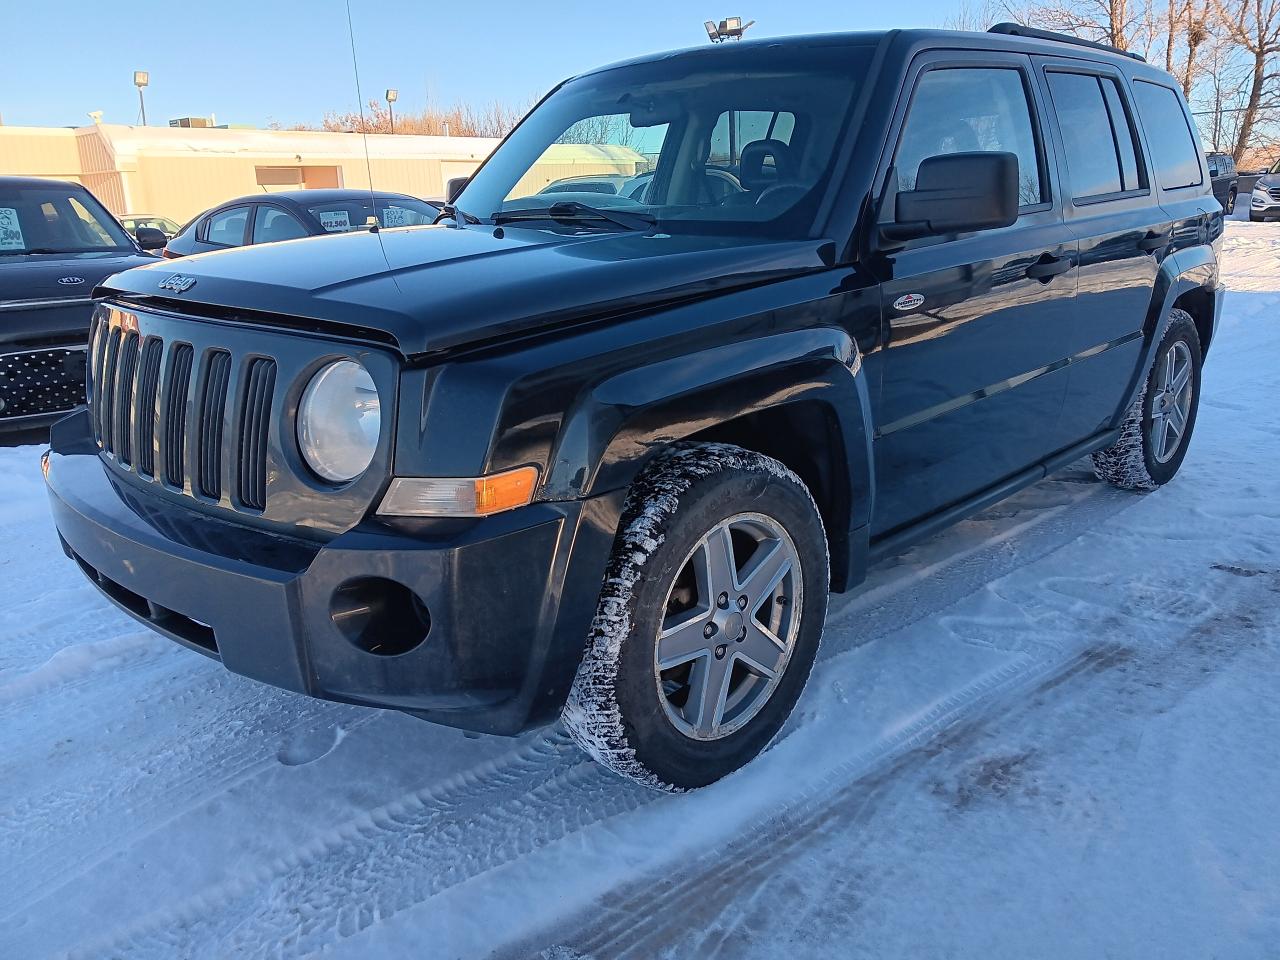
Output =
[{"x1": 330, "y1": 577, "x2": 431, "y2": 656}]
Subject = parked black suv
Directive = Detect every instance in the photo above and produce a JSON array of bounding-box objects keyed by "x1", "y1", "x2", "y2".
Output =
[
  {"x1": 1, "y1": 177, "x2": 164, "y2": 435},
  {"x1": 44, "y1": 25, "x2": 1222, "y2": 790},
  {"x1": 1206, "y1": 151, "x2": 1238, "y2": 214}
]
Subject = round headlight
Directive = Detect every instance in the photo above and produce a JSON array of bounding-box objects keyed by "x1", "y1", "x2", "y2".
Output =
[{"x1": 297, "y1": 360, "x2": 380, "y2": 482}]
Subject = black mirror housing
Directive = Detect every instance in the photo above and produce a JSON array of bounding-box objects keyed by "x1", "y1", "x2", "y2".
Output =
[
  {"x1": 446, "y1": 176, "x2": 469, "y2": 204},
  {"x1": 134, "y1": 226, "x2": 168, "y2": 251},
  {"x1": 887, "y1": 151, "x2": 1020, "y2": 241}
]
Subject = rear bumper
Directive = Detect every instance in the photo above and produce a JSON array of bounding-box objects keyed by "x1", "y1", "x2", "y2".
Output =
[{"x1": 44, "y1": 409, "x2": 621, "y2": 734}]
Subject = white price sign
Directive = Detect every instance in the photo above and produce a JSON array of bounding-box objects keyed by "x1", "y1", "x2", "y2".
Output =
[
  {"x1": 0, "y1": 208, "x2": 24, "y2": 251},
  {"x1": 317, "y1": 210, "x2": 351, "y2": 233}
]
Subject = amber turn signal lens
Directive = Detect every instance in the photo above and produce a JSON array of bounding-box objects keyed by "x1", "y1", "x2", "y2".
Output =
[{"x1": 377, "y1": 466, "x2": 540, "y2": 517}]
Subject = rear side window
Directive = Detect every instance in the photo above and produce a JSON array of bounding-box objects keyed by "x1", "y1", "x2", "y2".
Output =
[
  {"x1": 1046, "y1": 72, "x2": 1145, "y2": 199},
  {"x1": 895, "y1": 67, "x2": 1045, "y2": 207},
  {"x1": 203, "y1": 206, "x2": 249, "y2": 246},
  {"x1": 1132, "y1": 80, "x2": 1203, "y2": 189}
]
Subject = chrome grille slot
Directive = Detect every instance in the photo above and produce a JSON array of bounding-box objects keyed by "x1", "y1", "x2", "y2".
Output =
[
  {"x1": 99, "y1": 327, "x2": 122, "y2": 453},
  {"x1": 163, "y1": 344, "x2": 194, "y2": 488},
  {"x1": 135, "y1": 338, "x2": 164, "y2": 477},
  {"x1": 1270, "y1": 187, "x2": 1280, "y2": 202},
  {"x1": 236, "y1": 358, "x2": 276, "y2": 511},
  {"x1": 113, "y1": 332, "x2": 140, "y2": 465},
  {"x1": 196, "y1": 350, "x2": 232, "y2": 500}
]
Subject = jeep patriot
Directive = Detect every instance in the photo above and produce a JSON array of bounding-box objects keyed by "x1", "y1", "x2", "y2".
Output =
[{"x1": 43, "y1": 24, "x2": 1223, "y2": 790}]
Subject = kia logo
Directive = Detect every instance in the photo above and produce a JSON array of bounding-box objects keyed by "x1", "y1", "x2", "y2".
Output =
[
  {"x1": 57, "y1": 276, "x2": 85, "y2": 285},
  {"x1": 158, "y1": 274, "x2": 197, "y2": 293}
]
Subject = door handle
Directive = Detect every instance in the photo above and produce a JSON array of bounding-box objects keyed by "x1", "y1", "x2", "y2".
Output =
[
  {"x1": 1025, "y1": 254, "x2": 1073, "y2": 281},
  {"x1": 1137, "y1": 231, "x2": 1171, "y2": 252}
]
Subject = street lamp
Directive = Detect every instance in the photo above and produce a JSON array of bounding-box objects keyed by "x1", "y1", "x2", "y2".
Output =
[
  {"x1": 133, "y1": 70, "x2": 149, "y2": 126},
  {"x1": 704, "y1": 17, "x2": 754, "y2": 42},
  {"x1": 385, "y1": 88, "x2": 398, "y2": 134}
]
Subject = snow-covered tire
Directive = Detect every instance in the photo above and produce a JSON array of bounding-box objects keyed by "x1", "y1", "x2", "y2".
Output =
[
  {"x1": 563, "y1": 443, "x2": 829, "y2": 792},
  {"x1": 1091, "y1": 308, "x2": 1202, "y2": 490}
]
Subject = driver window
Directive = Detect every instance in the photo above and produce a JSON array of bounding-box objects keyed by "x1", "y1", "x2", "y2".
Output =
[{"x1": 895, "y1": 67, "x2": 1045, "y2": 208}]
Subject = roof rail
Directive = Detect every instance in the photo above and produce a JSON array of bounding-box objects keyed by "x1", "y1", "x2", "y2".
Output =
[{"x1": 987, "y1": 22, "x2": 1146, "y2": 62}]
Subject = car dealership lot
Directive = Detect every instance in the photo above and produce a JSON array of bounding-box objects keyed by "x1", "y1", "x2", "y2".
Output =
[{"x1": 1, "y1": 217, "x2": 1278, "y2": 959}]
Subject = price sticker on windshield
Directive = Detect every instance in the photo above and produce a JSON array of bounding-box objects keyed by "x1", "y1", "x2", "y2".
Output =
[
  {"x1": 317, "y1": 210, "x2": 351, "y2": 233},
  {"x1": 0, "y1": 208, "x2": 23, "y2": 251},
  {"x1": 381, "y1": 206, "x2": 409, "y2": 228}
]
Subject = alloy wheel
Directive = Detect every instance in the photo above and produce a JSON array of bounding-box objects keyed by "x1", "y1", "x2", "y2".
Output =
[
  {"x1": 654, "y1": 512, "x2": 803, "y2": 741},
  {"x1": 1150, "y1": 339, "x2": 1194, "y2": 464}
]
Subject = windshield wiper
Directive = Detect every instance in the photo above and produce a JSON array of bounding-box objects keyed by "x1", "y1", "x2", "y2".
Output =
[
  {"x1": 493, "y1": 200, "x2": 656, "y2": 232},
  {"x1": 441, "y1": 203, "x2": 481, "y2": 227},
  {"x1": 0, "y1": 247, "x2": 65, "y2": 256}
]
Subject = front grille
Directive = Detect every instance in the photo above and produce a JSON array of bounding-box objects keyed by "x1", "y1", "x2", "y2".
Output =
[
  {"x1": 0, "y1": 345, "x2": 88, "y2": 421},
  {"x1": 1269, "y1": 187, "x2": 1280, "y2": 202},
  {"x1": 89, "y1": 311, "x2": 276, "y2": 511}
]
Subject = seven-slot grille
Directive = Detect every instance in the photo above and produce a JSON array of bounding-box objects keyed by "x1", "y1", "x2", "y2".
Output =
[{"x1": 88, "y1": 311, "x2": 277, "y2": 511}]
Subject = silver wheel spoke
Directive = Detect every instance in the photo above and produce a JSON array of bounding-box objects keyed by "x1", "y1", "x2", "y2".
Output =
[
  {"x1": 1171, "y1": 361, "x2": 1191, "y2": 396},
  {"x1": 1167, "y1": 401, "x2": 1187, "y2": 435},
  {"x1": 657, "y1": 609, "x2": 713, "y2": 670},
  {"x1": 703, "y1": 523, "x2": 739, "y2": 594},
  {"x1": 739, "y1": 539, "x2": 791, "y2": 611},
  {"x1": 737, "y1": 623, "x2": 784, "y2": 677},
  {"x1": 689, "y1": 653, "x2": 733, "y2": 737}
]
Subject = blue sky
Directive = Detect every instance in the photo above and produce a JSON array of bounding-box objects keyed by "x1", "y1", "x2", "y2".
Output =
[{"x1": 0, "y1": 0, "x2": 957, "y2": 129}]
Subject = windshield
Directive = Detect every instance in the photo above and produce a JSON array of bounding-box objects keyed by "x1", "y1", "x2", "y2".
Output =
[
  {"x1": 304, "y1": 196, "x2": 439, "y2": 233},
  {"x1": 0, "y1": 183, "x2": 134, "y2": 255},
  {"x1": 457, "y1": 42, "x2": 872, "y2": 238},
  {"x1": 1269, "y1": 158, "x2": 1280, "y2": 175}
]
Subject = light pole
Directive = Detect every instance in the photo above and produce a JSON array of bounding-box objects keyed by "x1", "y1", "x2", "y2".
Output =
[
  {"x1": 385, "y1": 88, "x2": 398, "y2": 134},
  {"x1": 133, "y1": 71, "x2": 149, "y2": 126},
  {"x1": 704, "y1": 17, "x2": 754, "y2": 42}
]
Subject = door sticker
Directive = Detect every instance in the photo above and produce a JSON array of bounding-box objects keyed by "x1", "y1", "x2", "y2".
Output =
[{"x1": 893, "y1": 293, "x2": 925, "y2": 312}]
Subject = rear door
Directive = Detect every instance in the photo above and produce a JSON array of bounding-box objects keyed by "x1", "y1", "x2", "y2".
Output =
[
  {"x1": 1036, "y1": 59, "x2": 1174, "y2": 442},
  {"x1": 870, "y1": 51, "x2": 1077, "y2": 536}
]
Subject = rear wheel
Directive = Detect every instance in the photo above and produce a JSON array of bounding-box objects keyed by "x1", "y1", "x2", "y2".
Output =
[
  {"x1": 563, "y1": 443, "x2": 828, "y2": 791},
  {"x1": 1226, "y1": 188, "x2": 1237, "y2": 215},
  {"x1": 1092, "y1": 308, "x2": 1202, "y2": 490}
]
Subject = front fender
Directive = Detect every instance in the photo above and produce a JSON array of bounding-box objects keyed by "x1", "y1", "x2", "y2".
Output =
[{"x1": 543, "y1": 326, "x2": 874, "y2": 587}]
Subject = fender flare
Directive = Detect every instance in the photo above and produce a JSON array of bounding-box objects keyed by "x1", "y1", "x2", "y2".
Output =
[
  {"x1": 1121, "y1": 246, "x2": 1219, "y2": 413},
  {"x1": 543, "y1": 326, "x2": 875, "y2": 589}
]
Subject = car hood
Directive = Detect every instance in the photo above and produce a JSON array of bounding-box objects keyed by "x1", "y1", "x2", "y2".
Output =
[
  {"x1": 98, "y1": 224, "x2": 835, "y2": 356},
  {"x1": 0, "y1": 250, "x2": 155, "y2": 305}
]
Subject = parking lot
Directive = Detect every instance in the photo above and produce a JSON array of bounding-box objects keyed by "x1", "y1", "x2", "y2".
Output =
[{"x1": 2, "y1": 216, "x2": 1278, "y2": 958}]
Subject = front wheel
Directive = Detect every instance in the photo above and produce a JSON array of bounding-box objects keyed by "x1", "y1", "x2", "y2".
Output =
[
  {"x1": 1226, "y1": 188, "x2": 1237, "y2": 215},
  {"x1": 563, "y1": 443, "x2": 829, "y2": 791},
  {"x1": 1092, "y1": 308, "x2": 1202, "y2": 490}
]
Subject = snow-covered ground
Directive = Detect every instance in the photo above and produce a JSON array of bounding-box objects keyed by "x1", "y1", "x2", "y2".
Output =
[{"x1": 2, "y1": 220, "x2": 1279, "y2": 960}]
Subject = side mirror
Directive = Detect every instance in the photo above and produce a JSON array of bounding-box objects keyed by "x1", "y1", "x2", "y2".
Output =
[
  {"x1": 884, "y1": 151, "x2": 1019, "y2": 242},
  {"x1": 446, "y1": 176, "x2": 469, "y2": 204},
  {"x1": 135, "y1": 226, "x2": 168, "y2": 251}
]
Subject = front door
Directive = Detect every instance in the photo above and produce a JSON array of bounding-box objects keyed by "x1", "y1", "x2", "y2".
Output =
[{"x1": 870, "y1": 54, "x2": 1077, "y2": 536}]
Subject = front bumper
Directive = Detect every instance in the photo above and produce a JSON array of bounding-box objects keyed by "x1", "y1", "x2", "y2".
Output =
[
  {"x1": 43, "y1": 409, "x2": 621, "y2": 734},
  {"x1": 1250, "y1": 191, "x2": 1280, "y2": 217}
]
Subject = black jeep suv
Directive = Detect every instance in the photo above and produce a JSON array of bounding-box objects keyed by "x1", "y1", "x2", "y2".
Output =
[{"x1": 44, "y1": 25, "x2": 1222, "y2": 790}]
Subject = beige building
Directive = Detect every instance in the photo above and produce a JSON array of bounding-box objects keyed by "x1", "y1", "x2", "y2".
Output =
[{"x1": 0, "y1": 124, "x2": 648, "y2": 222}]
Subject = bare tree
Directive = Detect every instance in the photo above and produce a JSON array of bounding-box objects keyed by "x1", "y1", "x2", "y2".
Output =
[{"x1": 1213, "y1": 0, "x2": 1280, "y2": 161}]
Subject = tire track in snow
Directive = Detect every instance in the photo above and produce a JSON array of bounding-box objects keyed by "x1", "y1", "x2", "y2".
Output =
[
  {"x1": 62, "y1": 730, "x2": 653, "y2": 960},
  {"x1": 527, "y1": 567, "x2": 1274, "y2": 960}
]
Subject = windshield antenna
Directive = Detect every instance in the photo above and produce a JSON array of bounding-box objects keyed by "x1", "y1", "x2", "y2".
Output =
[{"x1": 344, "y1": 0, "x2": 380, "y2": 230}]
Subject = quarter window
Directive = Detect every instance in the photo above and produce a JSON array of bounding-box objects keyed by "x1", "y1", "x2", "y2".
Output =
[
  {"x1": 1132, "y1": 80, "x2": 1204, "y2": 190},
  {"x1": 896, "y1": 67, "x2": 1045, "y2": 207}
]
